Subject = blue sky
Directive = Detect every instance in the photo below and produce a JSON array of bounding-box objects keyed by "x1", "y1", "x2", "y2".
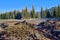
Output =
[{"x1": 0, "y1": 0, "x2": 60, "y2": 12}]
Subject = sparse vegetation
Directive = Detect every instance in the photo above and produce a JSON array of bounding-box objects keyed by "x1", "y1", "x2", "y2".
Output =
[
  {"x1": 0, "y1": 19, "x2": 60, "y2": 40},
  {"x1": 0, "y1": 21, "x2": 52, "y2": 40}
]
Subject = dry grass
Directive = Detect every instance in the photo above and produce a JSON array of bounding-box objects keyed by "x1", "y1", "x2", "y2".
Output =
[{"x1": 0, "y1": 22, "x2": 50, "y2": 40}]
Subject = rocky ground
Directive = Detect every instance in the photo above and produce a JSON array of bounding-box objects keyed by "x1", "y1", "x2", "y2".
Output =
[{"x1": 0, "y1": 19, "x2": 60, "y2": 40}]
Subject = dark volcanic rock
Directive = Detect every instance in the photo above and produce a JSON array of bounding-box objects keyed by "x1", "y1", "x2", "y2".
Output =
[
  {"x1": 35, "y1": 20, "x2": 60, "y2": 40},
  {"x1": 0, "y1": 23, "x2": 8, "y2": 28}
]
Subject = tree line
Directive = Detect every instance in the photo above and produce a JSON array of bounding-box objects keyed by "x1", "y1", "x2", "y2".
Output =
[
  {"x1": 0, "y1": 5, "x2": 39, "y2": 19},
  {"x1": 0, "y1": 5, "x2": 60, "y2": 19},
  {"x1": 41, "y1": 5, "x2": 60, "y2": 18}
]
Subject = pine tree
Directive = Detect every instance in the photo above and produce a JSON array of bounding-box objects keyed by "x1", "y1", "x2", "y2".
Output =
[
  {"x1": 53, "y1": 7, "x2": 57, "y2": 18},
  {"x1": 24, "y1": 7, "x2": 30, "y2": 19},
  {"x1": 58, "y1": 5, "x2": 60, "y2": 17},
  {"x1": 21, "y1": 9, "x2": 25, "y2": 19},
  {"x1": 45, "y1": 8, "x2": 51, "y2": 18},
  {"x1": 40, "y1": 7, "x2": 44, "y2": 18},
  {"x1": 13, "y1": 10, "x2": 17, "y2": 19},
  {"x1": 15, "y1": 11, "x2": 22, "y2": 19},
  {"x1": 30, "y1": 5, "x2": 36, "y2": 18}
]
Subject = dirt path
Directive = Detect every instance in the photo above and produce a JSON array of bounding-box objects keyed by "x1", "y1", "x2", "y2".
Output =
[{"x1": 0, "y1": 18, "x2": 45, "y2": 25}]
